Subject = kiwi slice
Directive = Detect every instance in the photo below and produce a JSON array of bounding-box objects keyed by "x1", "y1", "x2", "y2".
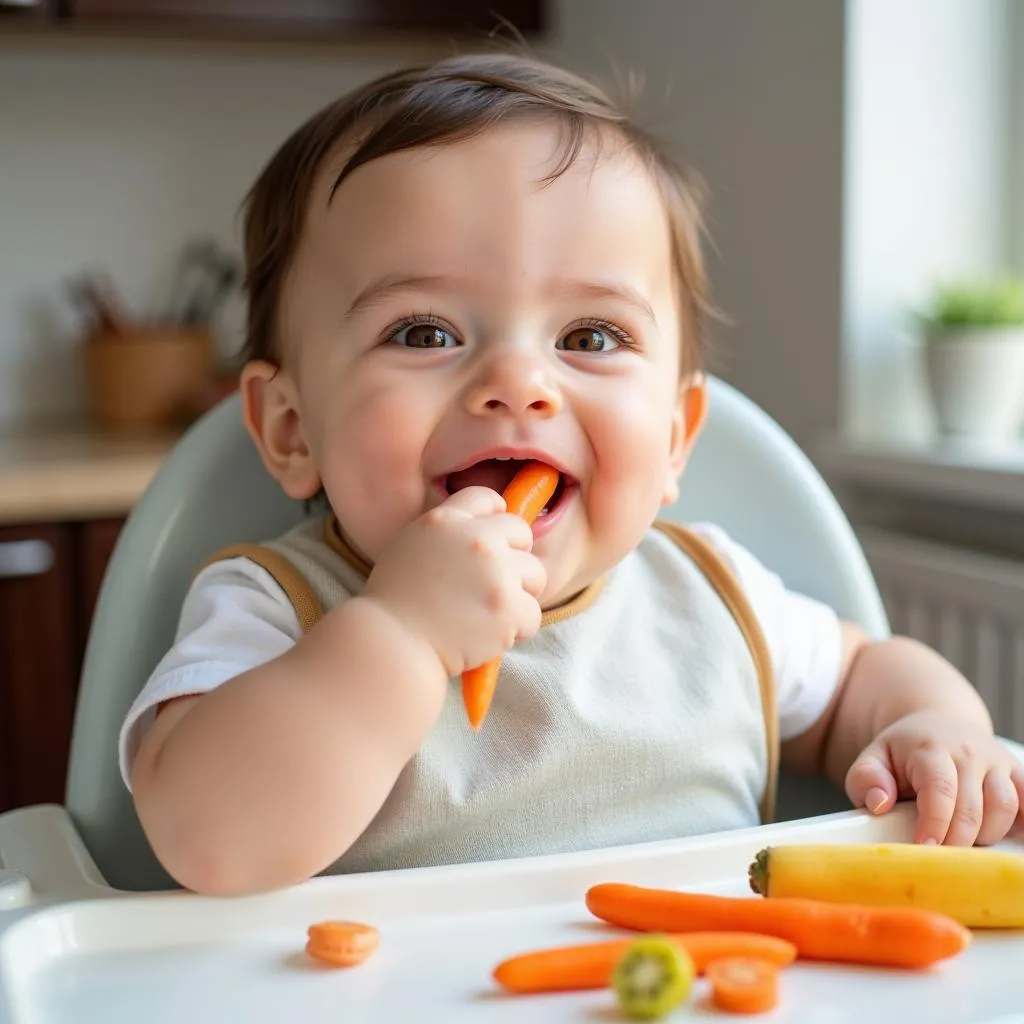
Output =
[{"x1": 611, "y1": 935, "x2": 695, "y2": 1020}]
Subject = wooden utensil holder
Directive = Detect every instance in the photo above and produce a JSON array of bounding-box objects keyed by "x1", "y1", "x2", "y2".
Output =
[{"x1": 82, "y1": 326, "x2": 215, "y2": 433}]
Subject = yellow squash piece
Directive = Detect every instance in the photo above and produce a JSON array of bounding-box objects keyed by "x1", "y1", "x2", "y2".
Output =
[{"x1": 749, "y1": 843, "x2": 1024, "y2": 928}]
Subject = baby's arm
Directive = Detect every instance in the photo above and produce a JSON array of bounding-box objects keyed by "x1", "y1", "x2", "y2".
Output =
[
  {"x1": 131, "y1": 595, "x2": 445, "y2": 896},
  {"x1": 688, "y1": 523, "x2": 1021, "y2": 846},
  {"x1": 131, "y1": 487, "x2": 544, "y2": 896},
  {"x1": 785, "y1": 627, "x2": 1023, "y2": 845}
]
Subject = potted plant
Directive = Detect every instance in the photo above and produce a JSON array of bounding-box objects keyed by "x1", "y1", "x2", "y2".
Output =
[{"x1": 919, "y1": 278, "x2": 1024, "y2": 443}]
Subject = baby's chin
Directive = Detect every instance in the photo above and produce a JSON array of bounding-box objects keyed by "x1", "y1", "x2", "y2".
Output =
[
  {"x1": 536, "y1": 546, "x2": 610, "y2": 612},
  {"x1": 539, "y1": 582, "x2": 591, "y2": 613},
  {"x1": 548, "y1": 503, "x2": 659, "y2": 585}
]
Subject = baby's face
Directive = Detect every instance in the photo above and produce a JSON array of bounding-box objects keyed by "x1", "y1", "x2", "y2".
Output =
[{"x1": 272, "y1": 121, "x2": 701, "y2": 607}]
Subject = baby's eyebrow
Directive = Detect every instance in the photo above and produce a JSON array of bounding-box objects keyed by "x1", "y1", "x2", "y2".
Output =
[
  {"x1": 548, "y1": 279, "x2": 657, "y2": 325},
  {"x1": 340, "y1": 273, "x2": 658, "y2": 325},
  {"x1": 341, "y1": 274, "x2": 454, "y2": 322}
]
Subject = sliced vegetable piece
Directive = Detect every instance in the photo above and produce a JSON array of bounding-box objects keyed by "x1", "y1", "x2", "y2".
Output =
[
  {"x1": 707, "y1": 957, "x2": 780, "y2": 1015},
  {"x1": 305, "y1": 920, "x2": 379, "y2": 967},
  {"x1": 611, "y1": 935, "x2": 695, "y2": 1020}
]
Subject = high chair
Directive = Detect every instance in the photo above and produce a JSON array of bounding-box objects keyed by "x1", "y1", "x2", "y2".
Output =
[{"x1": 0, "y1": 377, "x2": 1019, "y2": 901}]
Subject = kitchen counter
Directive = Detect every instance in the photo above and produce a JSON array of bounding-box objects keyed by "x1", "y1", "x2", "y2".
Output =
[{"x1": 0, "y1": 422, "x2": 180, "y2": 525}]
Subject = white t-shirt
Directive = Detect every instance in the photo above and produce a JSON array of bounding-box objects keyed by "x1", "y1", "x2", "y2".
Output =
[{"x1": 118, "y1": 522, "x2": 843, "y2": 790}]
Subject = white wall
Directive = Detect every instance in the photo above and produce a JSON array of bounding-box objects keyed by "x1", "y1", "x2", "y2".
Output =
[
  {"x1": 1009, "y1": 0, "x2": 1024, "y2": 274},
  {"x1": 0, "y1": 3, "x2": 848, "y2": 445},
  {"x1": 842, "y1": 0, "x2": 1012, "y2": 443},
  {"x1": 0, "y1": 36, "x2": 439, "y2": 426},
  {"x1": 549, "y1": 0, "x2": 847, "y2": 448}
]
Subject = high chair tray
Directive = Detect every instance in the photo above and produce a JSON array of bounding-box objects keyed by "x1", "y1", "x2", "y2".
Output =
[{"x1": 0, "y1": 803, "x2": 1022, "y2": 1023}]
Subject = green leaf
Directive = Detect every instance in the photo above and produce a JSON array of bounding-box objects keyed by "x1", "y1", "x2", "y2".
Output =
[{"x1": 922, "y1": 277, "x2": 1024, "y2": 329}]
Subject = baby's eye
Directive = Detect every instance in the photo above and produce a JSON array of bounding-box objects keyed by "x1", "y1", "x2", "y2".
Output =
[
  {"x1": 391, "y1": 323, "x2": 459, "y2": 349},
  {"x1": 557, "y1": 326, "x2": 621, "y2": 353}
]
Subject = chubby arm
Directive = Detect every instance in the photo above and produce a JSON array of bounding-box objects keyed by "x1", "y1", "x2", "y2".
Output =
[
  {"x1": 826, "y1": 634, "x2": 993, "y2": 786},
  {"x1": 783, "y1": 626, "x2": 992, "y2": 778},
  {"x1": 131, "y1": 595, "x2": 446, "y2": 897},
  {"x1": 782, "y1": 624, "x2": 1021, "y2": 845},
  {"x1": 779, "y1": 620, "x2": 868, "y2": 777},
  {"x1": 130, "y1": 487, "x2": 545, "y2": 897}
]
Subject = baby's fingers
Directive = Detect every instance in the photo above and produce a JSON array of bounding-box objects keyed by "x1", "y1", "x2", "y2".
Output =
[
  {"x1": 514, "y1": 551, "x2": 547, "y2": 600},
  {"x1": 943, "y1": 763, "x2": 985, "y2": 847},
  {"x1": 511, "y1": 585, "x2": 543, "y2": 642},
  {"x1": 440, "y1": 486, "x2": 507, "y2": 518},
  {"x1": 906, "y1": 747, "x2": 958, "y2": 845},
  {"x1": 498, "y1": 513, "x2": 538, "y2": 552},
  {"x1": 974, "y1": 770, "x2": 1020, "y2": 846},
  {"x1": 1012, "y1": 769, "x2": 1024, "y2": 835},
  {"x1": 844, "y1": 747, "x2": 897, "y2": 815}
]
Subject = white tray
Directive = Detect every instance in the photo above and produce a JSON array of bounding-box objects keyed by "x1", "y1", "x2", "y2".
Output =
[{"x1": 1, "y1": 802, "x2": 1023, "y2": 1023}]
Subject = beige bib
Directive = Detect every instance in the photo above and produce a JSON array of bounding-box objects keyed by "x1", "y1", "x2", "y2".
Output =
[{"x1": 206, "y1": 517, "x2": 778, "y2": 873}]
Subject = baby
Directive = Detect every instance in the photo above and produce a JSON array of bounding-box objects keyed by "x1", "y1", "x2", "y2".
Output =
[{"x1": 119, "y1": 53, "x2": 1023, "y2": 896}]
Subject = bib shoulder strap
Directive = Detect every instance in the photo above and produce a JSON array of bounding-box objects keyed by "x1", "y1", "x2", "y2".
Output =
[{"x1": 653, "y1": 521, "x2": 779, "y2": 824}]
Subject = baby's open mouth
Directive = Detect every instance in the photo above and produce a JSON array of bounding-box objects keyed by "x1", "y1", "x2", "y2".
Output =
[{"x1": 445, "y1": 459, "x2": 569, "y2": 516}]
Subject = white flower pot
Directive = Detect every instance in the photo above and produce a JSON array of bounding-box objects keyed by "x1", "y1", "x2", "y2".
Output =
[{"x1": 923, "y1": 326, "x2": 1024, "y2": 442}]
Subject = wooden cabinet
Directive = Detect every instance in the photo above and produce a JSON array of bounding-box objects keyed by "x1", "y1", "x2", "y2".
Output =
[
  {"x1": 0, "y1": 516, "x2": 125, "y2": 813},
  {"x1": 0, "y1": 0, "x2": 54, "y2": 20},
  {"x1": 54, "y1": 0, "x2": 543, "y2": 35}
]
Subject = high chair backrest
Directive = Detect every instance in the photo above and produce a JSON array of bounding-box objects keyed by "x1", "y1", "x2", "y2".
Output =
[{"x1": 65, "y1": 378, "x2": 890, "y2": 892}]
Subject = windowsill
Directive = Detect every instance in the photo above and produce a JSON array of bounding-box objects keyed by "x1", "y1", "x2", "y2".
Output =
[{"x1": 816, "y1": 433, "x2": 1024, "y2": 514}]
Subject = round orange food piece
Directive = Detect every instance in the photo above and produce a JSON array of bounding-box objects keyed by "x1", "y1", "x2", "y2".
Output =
[
  {"x1": 305, "y1": 920, "x2": 380, "y2": 967},
  {"x1": 706, "y1": 956, "x2": 780, "y2": 1014}
]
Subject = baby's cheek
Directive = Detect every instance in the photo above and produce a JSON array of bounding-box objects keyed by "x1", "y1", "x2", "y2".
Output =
[
  {"x1": 585, "y1": 406, "x2": 673, "y2": 534},
  {"x1": 321, "y1": 387, "x2": 434, "y2": 558}
]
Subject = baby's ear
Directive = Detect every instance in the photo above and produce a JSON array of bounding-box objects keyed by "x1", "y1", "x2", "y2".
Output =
[
  {"x1": 662, "y1": 374, "x2": 707, "y2": 506},
  {"x1": 240, "y1": 360, "x2": 322, "y2": 501}
]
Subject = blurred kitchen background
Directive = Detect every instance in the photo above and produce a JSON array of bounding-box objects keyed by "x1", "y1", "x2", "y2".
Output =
[{"x1": 1, "y1": 0, "x2": 1023, "y2": 812}]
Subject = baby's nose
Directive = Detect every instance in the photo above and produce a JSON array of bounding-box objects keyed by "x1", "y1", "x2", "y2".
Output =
[{"x1": 464, "y1": 352, "x2": 562, "y2": 418}]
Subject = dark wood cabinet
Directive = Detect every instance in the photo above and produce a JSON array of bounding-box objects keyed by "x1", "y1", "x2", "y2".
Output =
[
  {"x1": 0, "y1": 524, "x2": 78, "y2": 811},
  {"x1": 0, "y1": 0, "x2": 54, "y2": 21},
  {"x1": 0, "y1": 516, "x2": 126, "y2": 813},
  {"x1": 54, "y1": 0, "x2": 543, "y2": 36}
]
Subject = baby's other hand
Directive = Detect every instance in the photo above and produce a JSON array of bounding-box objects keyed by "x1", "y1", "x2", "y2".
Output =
[{"x1": 845, "y1": 711, "x2": 1024, "y2": 846}]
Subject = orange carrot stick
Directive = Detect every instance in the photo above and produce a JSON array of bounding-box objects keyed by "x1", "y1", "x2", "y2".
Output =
[
  {"x1": 706, "y1": 957, "x2": 780, "y2": 1014},
  {"x1": 305, "y1": 920, "x2": 379, "y2": 967},
  {"x1": 585, "y1": 883, "x2": 970, "y2": 969},
  {"x1": 493, "y1": 932, "x2": 796, "y2": 994},
  {"x1": 461, "y1": 461, "x2": 560, "y2": 730}
]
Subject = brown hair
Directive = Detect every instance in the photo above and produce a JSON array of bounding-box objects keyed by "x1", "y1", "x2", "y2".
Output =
[{"x1": 241, "y1": 52, "x2": 713, "y2": 374}]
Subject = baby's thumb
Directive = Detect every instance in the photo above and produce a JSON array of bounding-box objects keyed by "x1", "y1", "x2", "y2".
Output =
[
  {"x1": 845, "y1": 744, "x2": 898, "y2": 815},
  {"x1": 441, "y1": 485, "x2": 507, "y2": 518}
]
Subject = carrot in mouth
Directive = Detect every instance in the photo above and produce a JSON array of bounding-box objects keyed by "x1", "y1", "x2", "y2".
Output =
[{"x1": 461, "y1": 460, "x2": 560, "y2": 730}]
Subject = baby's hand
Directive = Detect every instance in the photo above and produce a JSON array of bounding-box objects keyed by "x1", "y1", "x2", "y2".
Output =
[
  {"x1": 845, "y1": 711, "x2": 1024, "y2": 846},
  {"x1": 363, "y1": 487, "x2": 547, "y2": 678}
]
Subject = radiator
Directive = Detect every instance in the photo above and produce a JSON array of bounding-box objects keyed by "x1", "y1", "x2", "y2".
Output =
[{"x1": 857, "y1": 527, "x2": 1024, "y2": 742}]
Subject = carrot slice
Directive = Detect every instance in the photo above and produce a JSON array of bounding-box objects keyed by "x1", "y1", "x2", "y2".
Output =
[
  {"x1": 305, "y1": 920, "x2": 379, "y2": 967},
  {"x1": 585, "y1": 883, "x2": 971, "y2": 969},
  {"x1": 461, "y1": 461, "x2": 560, "y2": 730},
  {"x1": 707, "y1": 957, "x2": 779, "y2": 1014},
  {"x1": 493, "y1": 932, "x2": 796, "y2": 993}
]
